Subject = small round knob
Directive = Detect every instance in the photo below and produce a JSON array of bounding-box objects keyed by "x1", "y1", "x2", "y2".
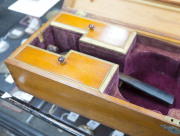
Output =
[
  {"x1": 89, "y1": 24, "x2": 95, "y2": 30},
  {"x1": 58, "y1": 56, "x2": 65, "y2": 64}
]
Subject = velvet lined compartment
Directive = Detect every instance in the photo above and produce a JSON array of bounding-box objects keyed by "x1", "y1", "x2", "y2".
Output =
[
  {"x1": 123, "y1": 36, "x2": 180, "y2": 115},
  {"x1": 30, "y1": 26, "x2": 180, "y2": 116},
  {"x1": 30, "y1": 26, "x2": 83, "y2": 53},
  {"x1": 79, "y1": 36, "x2": 136, "y2": 72}
]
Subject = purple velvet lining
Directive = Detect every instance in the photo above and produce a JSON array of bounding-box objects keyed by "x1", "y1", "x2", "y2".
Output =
[
  {"x1": 176, "y1": 64, "x2": 180, "y2": 79},
  {"x1": 30, "y1": 26, "x2": 180, "y2": 116},
  {"x1": 104, "y1": 68, "x2": 119, "y2": 95},
  {"x1": 52, "y1": 27, "x2": 82, "y2": 52},
  {"x1": 178, "y1": 78, "x2": 180, "y2": 87},
  {"x1": 124, "y1": 51, "x2": 179, "y2": 78},
  {"x1": 43, "y1": 26, "x2": 55, "y2": 46},
  {"x1": 79, "y1": 42, "x2": 125, "y2": 71},
  {"x1": 30, "y1": 26, "x2": 83, "y2": 53},
  {"x1": 123, "y1": 35, "x2": 180, "y2": 115},
  {"x1": 30, "y1": 26, "x2": 54, "y2": 50},
  {"x1": 137, "y1": 35, "x2": 180, "y2": 54},
  {"x1": 120, "y1": 70, "x2": 179, "y2": 114},
  {"x1": 79, "y1": 36, "x2": 136, "y2": 72},
  {"x1": 104, "y1": 67, "x2": 126, "y2": 100},
  {"x1": 30, "y1": 37, "x2": 46, "y2": 49}
]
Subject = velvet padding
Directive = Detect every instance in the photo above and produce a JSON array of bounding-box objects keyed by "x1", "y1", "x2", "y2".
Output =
[
  {"x1": 79, "y1": 36, "x2": 137, "y2": 72},
  {"x1": 123, "y1": 37, "x2": 180, "y2": 115},
  {"x1": 104, "y1": 67, "x2": 126, "y2": 100},
  {"x1": 30, "y1": 26, "x2": 180, "y2": 117},
  {"x1": 120, "y1": 70, "x2": 179, "y2": 115}
]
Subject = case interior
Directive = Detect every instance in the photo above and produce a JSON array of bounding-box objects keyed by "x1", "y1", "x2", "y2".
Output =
[{"x1": 30, "y1": 25, "x2": 180, "y2": 116}]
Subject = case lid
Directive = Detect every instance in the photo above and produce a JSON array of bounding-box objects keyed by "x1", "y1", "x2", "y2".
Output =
[{"x1": 63, "y1": 0, "x2": 180, "y2": 43}]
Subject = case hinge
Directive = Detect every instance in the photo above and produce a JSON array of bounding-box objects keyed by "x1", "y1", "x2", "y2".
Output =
[
  {"x1": 161, "y1": 125, "x2": 180, "y2": 135},
  {"x1": 75, "y1": 10, "x2": 87, "y2": 17},
  {"x1": 161, "y1": 116, "x2": 180, "y2": 135}
]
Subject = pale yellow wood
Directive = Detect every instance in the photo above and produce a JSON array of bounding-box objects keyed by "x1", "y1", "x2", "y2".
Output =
[{"x1": 64, "y1": 0, "x2": 180, "y2": 41}]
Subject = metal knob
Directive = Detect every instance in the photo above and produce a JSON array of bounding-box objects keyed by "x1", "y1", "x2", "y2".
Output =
[
  {"x1": 89, "y1": 24, "x2": 95, "y2": 30},
  {"x1": 58, "y1": 56, "x2": 65, "y2": 64}
]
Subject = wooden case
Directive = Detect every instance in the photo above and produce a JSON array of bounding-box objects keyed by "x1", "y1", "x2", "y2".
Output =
[{"x1": 5, "y1": 0, "x2": 180, "y2": 136}]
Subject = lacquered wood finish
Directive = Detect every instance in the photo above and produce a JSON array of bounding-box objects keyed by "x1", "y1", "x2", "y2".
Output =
[
  {"x1": 4, "y1": 2, "x2": 180, "y2": 136},
  {"x1": 5, "y1": 59, "x2": 178, "y2": 136},
  {"x1": 54, "y1": 13, "x2": 131, "y2": 47},
  {"x1": 14, "y1": 46, "x2": 113, "y2": 90},
  {"x1": 65, "y1": 0, "x2": 180, "y2": 41}
]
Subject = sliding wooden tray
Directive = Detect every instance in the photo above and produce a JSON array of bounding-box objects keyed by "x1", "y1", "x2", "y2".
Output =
[{"x1": 5, "y1": 0, "x2": 180, "y2": 136}]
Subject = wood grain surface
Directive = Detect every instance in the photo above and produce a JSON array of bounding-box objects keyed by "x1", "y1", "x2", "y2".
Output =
[
  {"x1": 14, "y1": 46, "x2": 112, "y2": 90},
  {"x1": 5, "y1": 59, "x2": 179, "y2": 136},
  {"x1": 54, "y1": 13, "x2": 131, "y2": 47},
  {"x1": 64, "y1": 0, "x2": 180, "y2": 41}
]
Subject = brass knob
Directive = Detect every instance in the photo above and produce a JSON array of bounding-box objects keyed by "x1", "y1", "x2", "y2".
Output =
[
  {"x1": 58, "y1": 56, "x2": 65, "y2": 64},
  {"x1": 89, "y1": 24, "x2": 95, "y2": 30}
]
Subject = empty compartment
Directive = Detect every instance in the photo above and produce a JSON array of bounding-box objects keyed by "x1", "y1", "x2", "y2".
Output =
[
  {"x1": 121, "y1": 35, "x2": 180, "y2": 115},
  {"x1": 30, "y1": 26, "x2": 83, "y2": 53}
]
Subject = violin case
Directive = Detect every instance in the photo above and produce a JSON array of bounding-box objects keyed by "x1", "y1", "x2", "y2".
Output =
[{"x1": 5, "y1": 0, "x2": 180, "y2": 135}]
